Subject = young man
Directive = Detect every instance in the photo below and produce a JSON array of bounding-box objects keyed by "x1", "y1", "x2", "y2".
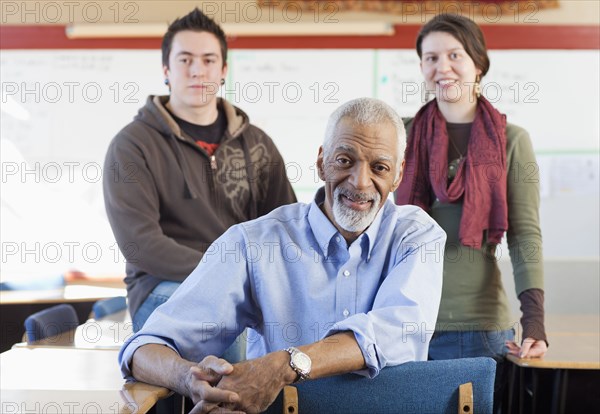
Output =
[
  {"x1": 119, "y1": 98, "x2": 446, "y2": 413},
  {"x1": 103, "y1": 9, "x2": 296, "y2": 331}
]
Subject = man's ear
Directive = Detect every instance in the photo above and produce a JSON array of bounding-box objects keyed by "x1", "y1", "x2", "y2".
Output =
[
  {"x1": 391, "y1": 159, "x2": 406, "y2": 192},
  {"x1": 222, "y1": 62, "x2": 228, "y2": 78},
  {"x1": 162, "y1": 65, "x2": 169, "y2": 79},
  {"x1": 316, "y1": 146, "x2": 326, "y2": 182}
]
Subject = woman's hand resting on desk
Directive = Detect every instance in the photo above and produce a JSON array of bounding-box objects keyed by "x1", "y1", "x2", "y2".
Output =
[{"x1": 506, "y1": 337, "x2": 548, "y2": 358}]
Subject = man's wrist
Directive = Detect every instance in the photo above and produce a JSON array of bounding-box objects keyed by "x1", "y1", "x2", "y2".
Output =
[
  {"x1": 284, "y1": 347, "x2": 312, "y2": 383},
  {"x1": 275, "y1": 350, "x2": 301, "y2": 385}
]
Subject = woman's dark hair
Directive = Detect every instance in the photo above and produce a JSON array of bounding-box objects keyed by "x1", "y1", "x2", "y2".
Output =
[
  {"x1": 416, "y1": 14, "x2": 490, "y2": 77},
  {"x1": 161, "y1": 8, "x2": 228, "y2": 68}
]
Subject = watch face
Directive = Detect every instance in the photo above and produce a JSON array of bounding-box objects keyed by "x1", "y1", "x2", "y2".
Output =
[{"x1": 293, "y1": 352, "x2": 312, "y2": 372}]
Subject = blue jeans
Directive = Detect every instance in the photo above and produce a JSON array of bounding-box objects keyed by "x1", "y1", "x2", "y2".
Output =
[
  {"x1": 132, "y1": 281, "x2": 180, "y2": 332},
  {"x1": 428, "y1": 329, "x2": 514, "y2": 361},
  {"x1": 429, "y1": 329, "x2": 515, "y2": 413}
]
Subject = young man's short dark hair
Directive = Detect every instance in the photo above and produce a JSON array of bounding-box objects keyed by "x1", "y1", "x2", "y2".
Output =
[{"x1": 161, "y1": 8, "x2": 228, "y2": 68}]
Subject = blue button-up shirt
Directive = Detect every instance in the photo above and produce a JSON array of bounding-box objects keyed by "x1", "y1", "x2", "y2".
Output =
[{"x1": 119, "y1": 189, "x2": 445, "y2": 379}]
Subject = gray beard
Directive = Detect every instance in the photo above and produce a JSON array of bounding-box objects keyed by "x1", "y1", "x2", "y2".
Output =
[{"x1": 332, "y1": 186, "x2": 381, "y2": 234}]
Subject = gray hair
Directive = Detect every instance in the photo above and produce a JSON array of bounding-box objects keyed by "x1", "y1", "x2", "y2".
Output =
[{"x1": 323, "y1": 98, "x2": 406, "y2": 178}]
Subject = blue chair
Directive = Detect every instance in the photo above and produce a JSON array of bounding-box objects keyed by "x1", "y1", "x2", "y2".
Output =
[
  {"x1": 23, "y1": 304, "x2": 79, "y2": 344},
  {"x1": 92, "y1": 296, "x2": 127, "y2": 319},
  {"x1": 265, "y1": 357, "x2": 496, "y2": 414}
]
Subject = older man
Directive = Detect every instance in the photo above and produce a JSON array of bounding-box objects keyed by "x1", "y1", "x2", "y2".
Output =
[{"x1": 119, "y1": 98, "x2": 446, "y2": 413}]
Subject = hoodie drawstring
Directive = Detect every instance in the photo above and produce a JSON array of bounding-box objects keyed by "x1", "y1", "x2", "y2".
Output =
[
  {"x1": 241, "y1": 137, "x2": 258, "y2": 220},
  {"x1": 168, "y1": 134, "x2": 198, "y2": 199}
]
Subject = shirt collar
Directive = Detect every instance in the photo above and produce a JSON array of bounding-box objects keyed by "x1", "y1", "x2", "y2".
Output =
[{"x1": 308, "y1": 187, "x2": 387, "y2": 260}]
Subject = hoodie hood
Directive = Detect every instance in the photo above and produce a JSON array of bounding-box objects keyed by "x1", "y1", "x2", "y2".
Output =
[{"x1": 134, "y1": 95, "x2": 249, "y2": 143}]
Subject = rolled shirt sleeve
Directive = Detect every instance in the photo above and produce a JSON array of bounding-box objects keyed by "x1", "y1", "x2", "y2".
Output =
[{"x1": 118, "y1": 225, "x2": 257, "y2": 380}]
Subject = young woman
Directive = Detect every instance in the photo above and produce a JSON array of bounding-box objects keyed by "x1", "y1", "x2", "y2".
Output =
[{"x1": 395, "y1": 13, "x2": 547, "y2": 408}]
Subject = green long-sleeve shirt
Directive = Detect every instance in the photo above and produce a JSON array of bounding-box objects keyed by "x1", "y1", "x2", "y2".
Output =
[{"x1": 404, "y1": 119, "x2": 544, "y2": 331}]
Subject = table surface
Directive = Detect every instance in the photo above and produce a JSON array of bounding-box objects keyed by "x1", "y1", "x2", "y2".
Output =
[
  {"x1": 507, "y1": 314, "x2": 600, "y2": 369},
  {"x1": 0, "y1": 347, "x2": 170, "y2": 414},
  {"x1": 0, "y1": 285, "x2": 127, "y2": 305}
]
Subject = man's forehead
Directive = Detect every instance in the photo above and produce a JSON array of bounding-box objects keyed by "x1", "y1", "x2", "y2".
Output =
[
  {"x1": 335, "y1": 117, "x2": 395, "y2": 134},
  {"x1": 171, "y1": 31, "x2": 222, "y2": 54},
  {"x1": 331, "y1": 120, "x2": 396, "y2": 146}
]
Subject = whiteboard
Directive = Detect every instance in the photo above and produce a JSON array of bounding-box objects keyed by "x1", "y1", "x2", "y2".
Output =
[{"x1": 1, "y1": 49, "x2": 598, "y2": 279}]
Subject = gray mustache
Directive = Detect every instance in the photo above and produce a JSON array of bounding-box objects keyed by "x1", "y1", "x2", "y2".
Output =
[{"x1": 335, "y1": 187, "x2": 379, "y2": 203}]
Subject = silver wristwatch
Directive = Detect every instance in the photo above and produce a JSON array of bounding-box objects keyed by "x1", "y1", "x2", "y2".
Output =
[{"x1": 284, "y1": 347, "x2": 311, "y2": 382}]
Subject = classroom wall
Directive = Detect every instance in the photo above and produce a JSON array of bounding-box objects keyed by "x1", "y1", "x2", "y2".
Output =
[{"x1": 1, "y1": 1, "x2": 598, "y2": 317}]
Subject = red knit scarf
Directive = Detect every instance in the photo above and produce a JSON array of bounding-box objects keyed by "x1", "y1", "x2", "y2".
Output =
[{"x1": 395, "y1": 97, "x2": 508, "y2": 249}]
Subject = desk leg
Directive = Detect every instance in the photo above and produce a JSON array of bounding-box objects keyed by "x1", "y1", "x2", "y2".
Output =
[
  {"x1": 518, "y1": 365, "x2": 525, "y2": 414},
  {"x1": 550, "y1": 369, "x2": 568, "y2": 414},
  {"x1": 531, "y1": 368, "x2": 539, "y2": 414},
  {"x1": 507, "y1": 362, "x2": 519, "y2": 414},
  {"x1": 559, "y1": 370, "x2": 569, "y2": 414}
]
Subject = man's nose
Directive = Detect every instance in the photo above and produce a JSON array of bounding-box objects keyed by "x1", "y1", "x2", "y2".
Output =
[
  {"x1": 348, "y1": 162, "x2": 371, "y2": 190},
  {"x1": 189, "y1": 59, "x2": 203, "y2": 77}
]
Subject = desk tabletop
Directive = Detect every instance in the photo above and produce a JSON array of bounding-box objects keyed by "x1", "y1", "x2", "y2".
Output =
[
  {"x1": 508, "y1": 314, "x2": 600, "y2": 369},
  {"x1": 0, "y1": 347, "x2": 170, "y2": 414},
  {"x1": 0, "y1": 285, "x2": 126, "y2": 305}
]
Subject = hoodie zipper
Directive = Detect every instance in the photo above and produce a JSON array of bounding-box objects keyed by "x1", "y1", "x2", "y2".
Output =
[{"x1": 209, "y1": 153, "x2": 221, "y2": 219}]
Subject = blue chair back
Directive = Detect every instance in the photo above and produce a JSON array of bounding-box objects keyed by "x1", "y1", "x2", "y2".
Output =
[
  {"x1": 92, "y1": 296, "x2": 127, "y2": 319},
  {"x1": 24, "y1": 304, "x2": 79, "y2": 343},
  {"x1": 265, "y1": 357, "x2": 496, "y2": 414}
]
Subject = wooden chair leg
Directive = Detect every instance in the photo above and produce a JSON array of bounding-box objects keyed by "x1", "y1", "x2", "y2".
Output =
[
  {"x1": 459, "y1": 382, "x2": 474, "y2": 414},
  {"x1": 283, "y1": 385, "x2": 298, "y2": 414}
]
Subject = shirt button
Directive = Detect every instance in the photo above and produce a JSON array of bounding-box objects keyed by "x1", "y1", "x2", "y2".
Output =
[
  {"x1": 336, "y1": 236, "x2": 341, "y2": 243},
  {"x1": 343, "y1": 270, "x2": 350, "y2": 277},
  {"x1": 343, "y1": 309, "x2": 350, "y2": 317}
]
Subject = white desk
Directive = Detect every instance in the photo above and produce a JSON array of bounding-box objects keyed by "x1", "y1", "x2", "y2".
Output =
[
  {"x1": 0, "y1": 347, "x2": 170, "y2": 414},
  {"x1": 0, "y1": 285, "x2": 126, "y2": 305}
]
